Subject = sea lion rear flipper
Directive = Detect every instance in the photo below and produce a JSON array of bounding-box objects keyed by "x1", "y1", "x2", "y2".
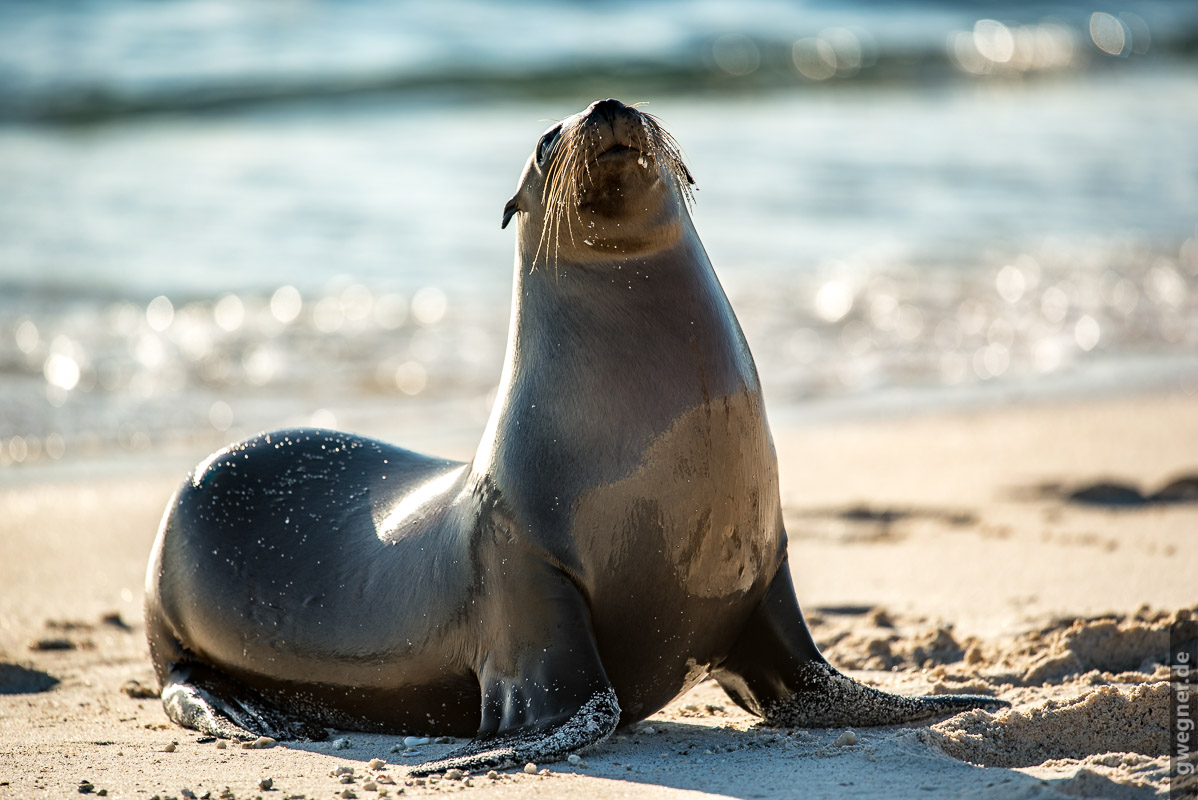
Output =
[
  {"x1": 410, "y1": 561, "x2": 620, "y2": 775},
  {"x1": 711, "y1": 559, "x2": 1008, "y2": 727},
  {"x1": 160, "y1": 664, "x2": 328, "y2": 742}
]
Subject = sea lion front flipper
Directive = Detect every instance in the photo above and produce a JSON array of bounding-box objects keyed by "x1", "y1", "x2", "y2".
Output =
[
  {"x1": 409, "y1": 560, "x2": 620, "y2": 775},
  {"x1": 711, "y1": 559, "x2": 1008, "y2": 727},
  {"x1": 408, "y1": 687, "x2": 619, "y2": 775}
]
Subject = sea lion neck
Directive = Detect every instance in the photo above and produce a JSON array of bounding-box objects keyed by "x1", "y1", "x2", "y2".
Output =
[
  {"x1": 471, "y1": 221, "x2": 749, "y2": 479},
  {"x1": 516, "y1": 193, "x2": 690, "y2": 272},
  {"x1": 515, "y1": 214, "x2": 707, "y2": 292}
]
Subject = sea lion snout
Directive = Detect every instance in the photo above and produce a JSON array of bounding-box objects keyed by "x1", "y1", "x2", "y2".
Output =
[
  {"x1": 580, "y1": 98, "x2": 644, "y2": 157},
  {"x1": 587, "y1": 97, "x2": 630, "y2": 121},
  {"x1": 523, "y1": 100, "x2": 693, "y2": 264}
]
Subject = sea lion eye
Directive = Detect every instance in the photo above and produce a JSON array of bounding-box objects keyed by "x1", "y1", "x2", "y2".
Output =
[{"x1": 536, "y1": 124, "x2": 562, "y2": 166}]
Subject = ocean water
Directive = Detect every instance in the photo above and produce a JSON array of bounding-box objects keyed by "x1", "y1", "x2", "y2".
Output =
[{"x1": 1, "y1": 0, "x2": 1196, "y2": 469}]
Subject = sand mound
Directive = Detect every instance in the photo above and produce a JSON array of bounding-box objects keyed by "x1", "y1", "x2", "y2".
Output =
[
  {"x1": 923, "y1": 682, "x2": 1170, "y2": 769},
  {"x1": 815, "y1": 614, "x2": 969, "y2": 671},
  {"x1": 1051, "y1": 764, "x2": 1163, "y2": 800},
  {"x1": 1017, "y1": 609, "x2": 1196, "y2": 685},
  {"x1": 1034, "y1": 752, "x2": 1180, "y2": 800},
  {"x1": 1020, "y1": 619, "x2": 1167, "y2": 685},
  {"x1": 814, "y1": 607, "x2": 1196, "y2": 686}
]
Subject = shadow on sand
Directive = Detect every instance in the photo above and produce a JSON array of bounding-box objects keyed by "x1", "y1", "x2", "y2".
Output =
[{"x1": 283, "y1": 717, "x2": 1154, "y2": 800}]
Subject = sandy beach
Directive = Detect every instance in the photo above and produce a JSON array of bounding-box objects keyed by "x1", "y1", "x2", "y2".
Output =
[
  {"x1": 3, "y1": 2, "x2": 1197, "y2": 798},
  {"x1": 1, "y1": 386, "x2": 1193, "y2": 800}
]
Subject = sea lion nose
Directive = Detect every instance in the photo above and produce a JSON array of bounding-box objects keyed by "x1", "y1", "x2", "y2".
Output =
[{"x1": 589, "y1": 98, "x2": 627, "y2": 122}]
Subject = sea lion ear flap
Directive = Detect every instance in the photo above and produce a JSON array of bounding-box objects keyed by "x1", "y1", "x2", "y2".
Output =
[{"x1": 501, "y1": 195, "x2": 520, "y2": 229}]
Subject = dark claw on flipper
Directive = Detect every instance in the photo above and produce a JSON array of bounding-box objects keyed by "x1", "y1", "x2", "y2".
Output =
[{"x1": 409, "y1": 688, "x2": 619, "y2": 776}]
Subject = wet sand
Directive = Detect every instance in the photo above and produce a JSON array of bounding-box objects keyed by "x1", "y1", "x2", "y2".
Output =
[{"x1": 1, "y1": 388, "x2": 1194, "y2": 799}]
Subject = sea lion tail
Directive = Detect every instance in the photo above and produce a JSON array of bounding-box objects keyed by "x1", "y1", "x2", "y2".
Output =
[{"x1": 761, "y1": 661, "x2": 1009, "y2": 728}]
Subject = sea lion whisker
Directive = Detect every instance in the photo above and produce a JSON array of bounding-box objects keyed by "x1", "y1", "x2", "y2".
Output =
[
  {"x1": 536, "y1": 132, "x2": 582, "y2": 270},
  {"x1": 644, "y1": 124, "x2": 694, "y2": 207},
  {"x1": 539, "y1": 127, "x2": 595, "y2": 271},
  {"x1": 541, "y1": 141, "x2": 581, "y2": 270},
  {"x1": 534, "y1": 111, "x2": 696, "y2": 269}
]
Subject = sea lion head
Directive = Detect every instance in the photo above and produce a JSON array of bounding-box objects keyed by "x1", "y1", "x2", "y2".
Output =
[{"x1": 502, "y1": 99, "x2": 695, "y2": 268}]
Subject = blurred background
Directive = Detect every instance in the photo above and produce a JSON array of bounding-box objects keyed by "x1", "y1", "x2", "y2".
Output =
[{"x1": 1, "y1": 0, "x2": 1196, "y2": 473}]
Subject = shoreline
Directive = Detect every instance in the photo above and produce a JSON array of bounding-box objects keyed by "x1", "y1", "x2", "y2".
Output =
[{"x1": 5, "y1": 350, "x2": 1197, "y2": 484}]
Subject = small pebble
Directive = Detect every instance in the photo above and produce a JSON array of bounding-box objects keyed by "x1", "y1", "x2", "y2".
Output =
[
  {"x1": 362, "y1": 782, "x2": 377, "y2": 792},
  {"x1": 182, "y1": 790, "x2": 197, "y2": 799},
  {"x1": 340, "y1": 792, "x2": 356, "y2": 800},
  {"x1": 402, "y1": 737, "x2": 429, "y2": 748},
  {"x1": 243, "y1": 737, "x2": 276, "y2": 750},
  {"x1": 215, "y1": 740, "x2": 227, "y2": 749},
  {"x1": 375, "y1": 776, "x2": 394, "y2": 785},
  {"x1": 640, "y1": 726, "x2": 656, "y2": 735},
  {"x1": 445, "y1": 770, "x2": 463, "y2": 781},
  {"x1": 163, "y1": 743, "x2": 176, "y2": 753},
  {"x1": 486, "y1": 771, "x2": 498, "y2": 781},
  {"x1": 122, "y1": 679, "x2": 160, "y2": 699},
  {"x1": 567, "y1": 754, "x2": 581, "y2": 766},
  {"x1": 332, "y1": 738, "x2": 352, "y2": 750},
  {"x1": 340, "y1": 776, "x2": 355, "y2": 784},
  {"x1": 523, "y1": 763, "x2": 537, "y2": 775},
  {"x1": 434, "y1": 736, "x2": 452, "y2": 744},
  {"x1": 333, "y1": 767, "x2": 354, "y2": 777},
  {"x1": 538, "y1": 769, "x2": 550, "y2": 777},
  {"x1": 367, "y1": 758, "x2": 385, "y2": 770},
  {"x1": 258, "y1": 778, "x2": 273, "y2": 791},
  {"x1": 78, "y1": 780, "x2": 95, "y2": 794},
  {"x1": 834, "y1": 730, "x2": 858, "y2": 746}
]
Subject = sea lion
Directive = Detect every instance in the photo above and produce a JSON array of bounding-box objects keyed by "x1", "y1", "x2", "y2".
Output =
[{"x1": 144, "y1": 98, "x2": 1005, "y2": 774}]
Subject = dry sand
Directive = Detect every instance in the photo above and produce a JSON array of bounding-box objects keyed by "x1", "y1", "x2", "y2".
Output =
[{"x1": 1, "y1": 388, "x2": 1195, "y2": 799}]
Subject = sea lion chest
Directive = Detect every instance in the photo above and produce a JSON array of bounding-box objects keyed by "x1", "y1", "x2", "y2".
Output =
[{"x1": 482, "y1": 255, "x2": 785, "y2": 719}]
